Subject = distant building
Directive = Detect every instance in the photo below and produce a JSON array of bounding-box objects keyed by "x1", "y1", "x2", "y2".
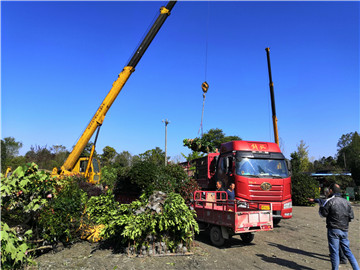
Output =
[{"x1": 310, "y1": 170, "x2": 352, "y2": 193}]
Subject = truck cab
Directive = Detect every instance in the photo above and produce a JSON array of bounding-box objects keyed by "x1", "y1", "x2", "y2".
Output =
[
  {"x1": 187, "y1": 140, "x2": 292, "y2": 224},
  {"x1": 216, "y1": 141, "x2": 292, "y2": 223}
]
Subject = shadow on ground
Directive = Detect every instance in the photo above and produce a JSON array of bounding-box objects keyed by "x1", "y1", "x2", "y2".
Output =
[
  {"x1": 267, "y1": 242, "x2": 329, "y2": 261},
  {"x1": 256, "y1": 253, "x2": 316, "y2": 270}
]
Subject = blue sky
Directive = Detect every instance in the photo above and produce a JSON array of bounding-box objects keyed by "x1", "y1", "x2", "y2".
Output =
[{"x1": 1, "y1": 1, "x2": 359, "y2": 162}]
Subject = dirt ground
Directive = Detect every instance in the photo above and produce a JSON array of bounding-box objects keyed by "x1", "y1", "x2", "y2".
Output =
[{"x1": 33, "y1": 204, "x2": 360, "y2": 270}]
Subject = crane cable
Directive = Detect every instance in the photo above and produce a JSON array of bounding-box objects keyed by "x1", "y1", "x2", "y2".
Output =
[{"x1": 199, "y1": 1, "x2": 210, "y2": 137}]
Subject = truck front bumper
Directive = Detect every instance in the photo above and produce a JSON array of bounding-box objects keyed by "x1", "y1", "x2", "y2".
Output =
[{"x1": 271, "y1": 199, "x2": 292, "y2": 219}]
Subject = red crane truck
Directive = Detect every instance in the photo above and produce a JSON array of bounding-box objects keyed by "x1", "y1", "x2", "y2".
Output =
[{"x1": 185, "y1": 140, "x2": 292, "y2": 226}]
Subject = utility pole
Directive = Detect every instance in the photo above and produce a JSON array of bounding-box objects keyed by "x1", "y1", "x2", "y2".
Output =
[{"x1": 162, "y1": 119, "x2": 170, "y2": 166}]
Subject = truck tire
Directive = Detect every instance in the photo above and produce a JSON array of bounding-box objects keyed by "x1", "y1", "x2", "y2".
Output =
[
  {"x1": 209, "y1": 226, "x2": 225, "y2": 247},
  {"x1": 273, "y1": 218, "x2": 281, "y2": 226},
  {"x1": 240, "y1": 233, "x2": 255, "y2": 244}
]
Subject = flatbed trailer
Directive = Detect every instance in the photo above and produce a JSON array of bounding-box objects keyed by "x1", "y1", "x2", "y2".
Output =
[{"x1": 193, "y1": 191, "x2": 273, "y2": 247}]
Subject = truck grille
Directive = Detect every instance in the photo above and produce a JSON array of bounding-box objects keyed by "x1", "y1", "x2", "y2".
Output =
[{"x1": 248, "y1": 184, "x2": 282, "y2": 201}]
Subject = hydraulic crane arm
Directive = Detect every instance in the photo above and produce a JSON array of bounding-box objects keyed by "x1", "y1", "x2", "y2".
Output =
[
  {"x1": 265, "y1": 47, "x2": 279, "y2": 146},
  {"x1": 61, "y1": 1, "x2": 177, "y2": 173}
]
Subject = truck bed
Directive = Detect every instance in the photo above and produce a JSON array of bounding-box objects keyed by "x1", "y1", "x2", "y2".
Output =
[{"x1": 193, "y1": 191, "x2": 273, "y2": 234}]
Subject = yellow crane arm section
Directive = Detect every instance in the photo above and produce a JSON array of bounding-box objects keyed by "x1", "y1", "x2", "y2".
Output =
[{"x1": 62, "y1": 66, "x2": 134, "y2": 172}]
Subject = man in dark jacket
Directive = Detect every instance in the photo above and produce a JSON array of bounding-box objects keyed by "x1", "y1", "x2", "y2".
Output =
[
  {"x1": 309, "y1": 187, "x2": 347, "y2": 264},
  {"x1": 320, "y1": 183, "x2": 359, "y2": 270}
]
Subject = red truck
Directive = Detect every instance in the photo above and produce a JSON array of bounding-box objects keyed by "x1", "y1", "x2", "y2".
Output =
[{"x1": 184, "y1": 140, "x2": 292, "y2": 226}]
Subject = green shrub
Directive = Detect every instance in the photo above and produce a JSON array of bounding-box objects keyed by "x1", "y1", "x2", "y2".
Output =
[
  {"x1": 1, "y1": 163, "x2": 58, "y2": 223},
  {"x1": 291, "y1": 172, "x2": 320, "y2": 206},
  {"x1": 178, "y1": 178, "x2": 201, "y2": 204},
  {"x1": 115, "y1": 162, "x2": 191, "y2": 198},
  {"x1": 100, "y1": 165, "x2": 119, "y2": 189},
  {"x1": 85, "y1": 191, "x2": 199, "y2": 253},
  {"x1": 0, "y1": 222, "x2": 33, "y2": 269},
  {"x1": 38, "y1": 178, "x2": 88, "y2": 244}
]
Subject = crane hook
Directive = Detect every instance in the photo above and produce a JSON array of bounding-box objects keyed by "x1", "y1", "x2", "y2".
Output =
[{"x1": 201, "y1": 81, "x2": 209, "y2": 93}]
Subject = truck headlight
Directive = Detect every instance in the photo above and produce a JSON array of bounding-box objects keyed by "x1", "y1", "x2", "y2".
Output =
[{"x1": 283, "y1": 202, "x2": 292, "y2": 209}]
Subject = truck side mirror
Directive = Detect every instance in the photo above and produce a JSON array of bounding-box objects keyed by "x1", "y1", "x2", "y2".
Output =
[{"x1": 286, "y1": 159, "x2": 292, "y2": 176}]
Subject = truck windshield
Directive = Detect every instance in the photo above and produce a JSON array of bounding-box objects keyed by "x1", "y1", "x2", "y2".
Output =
[{"x1": 236, "y1": 158, "x2": 289, "y2": 178}]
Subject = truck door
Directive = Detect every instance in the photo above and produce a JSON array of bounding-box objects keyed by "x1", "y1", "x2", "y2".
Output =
[{"x1": 216, "y1": 154, "x2": 234, "y2": 189}]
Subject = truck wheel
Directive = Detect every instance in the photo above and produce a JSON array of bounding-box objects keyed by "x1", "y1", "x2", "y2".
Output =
[
  {"x1": 240, "y1": 233, "x2": 255, "y2": 244},
  {"x1": 209, "y1": 226, "x2": 225, "y2": 247},
  {"x1": 273, "y1": 218, "x2": 281, "y2": 226}
]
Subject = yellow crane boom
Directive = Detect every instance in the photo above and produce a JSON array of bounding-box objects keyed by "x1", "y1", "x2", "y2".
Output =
[{"x1": 54, "y1": 1, "x2": 177, "y2": 183}]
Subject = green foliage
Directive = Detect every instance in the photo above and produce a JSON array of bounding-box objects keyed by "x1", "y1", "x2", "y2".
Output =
[
  {"x1": 291, "y1": 172, "x2": 320, "y2": 206},
  {"x1": 1, "y1": 137, "x2": 23, "y2": 172},
  {"x1": 85, "y1": 192, "x2": 199, "y2": 252},
  {"x1": 1, "y1": 139, "x2": 7, "y2": 172},
  {"x1": 183, "y1": 138, "x2": 216, "y2": 153},
  {"x1": 178, "y1": 178, "x2": 201, "y2": 204},
  {"x1": 50, "y1": 145, "x2": 69, "y2": 168},
  {"x1": 138, "y1": 147, "x2": 167, "y2": 166},
  {"x1": 0, "y1": 163, "x2": 61, "y2": 268},
  {"x1": 0, "y1": 163, "x2": 93, "y2": 268},
  {"x1": 313, "y1": 156, "x2": 339, "y2": 172},
  {"x1": 181, "y1": 151, "x2": 205, "y2": 162},
  {"x1": 202, "y1": 128, "x2": 241, "y2": 150},
  {"x1": 6, "y1": 156, "x2": 27, "y2": 173},
  {"x1": 101, "y1": 165, "x2": 119, "y2": 189},
  {"x1": 1, "y1": 163, "x2": 58, "y2": 224},
  {"x1": 101, "y1": 146, "x2": 117, "y2": 167},
  {"x1": 85, "y1": 191, "x2": 121, "y2": 226},
  {"x1": 1, "y1": 222, "x2": 33, "y2": 269},
  {"x1": 38, "y1": 179, "x2": 87, "y2": 244},
  {"x1": 290, "y1": 140, "x2": 310, "y2": 173},
  {"x1": 114, "y1": 151, "x2": 133, "y2": 167},
  {"x1": 324, "y1": 175, "x2": 354, "y2": 191},
  {"x1": 163, "y1": 164, "x2": 188, "y2": 183},
  {"x1": 25, "y1": 145, "x2": 54, "y2": 170},
  {"x1": 337, "y1": 131, "x2": 360, "y2": 186},
  {"x1": 183, "y1": 128, "x2": 241, "y2": 153},
  {"x1": 24, "y1": 145, "x2": 70, "y2": 170},
  {"x1": 116, "y1": 162, "x2": 190, "y2": 197},
  {"x1": 128, "y1": 161, "x2": 161, "y2": 192}
]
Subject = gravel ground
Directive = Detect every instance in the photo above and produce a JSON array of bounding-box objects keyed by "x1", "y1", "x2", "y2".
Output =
[{"x1": 32, "y1": 204, "x2": 360, "y2": 270}]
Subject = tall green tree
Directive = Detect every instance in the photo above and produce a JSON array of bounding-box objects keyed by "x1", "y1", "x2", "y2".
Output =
[
  {"x1": 50, "y1": 145, "x2": 69, "y2": 168},
  {"x1": 183, "y1": 128, "x2": 241, "y2": 153},
  {"x1": 114, "y1": 150, "x2": 133, "y2": 167},
  {"x1": 100, "y1": 146, "x2": 117, "y2": 167},
  {"x1": 1, "y1": 137, "x2": 23, "y2": 172},
  {"x1": 2, "y1": 137, "x2": 23, "y2": 158},
  {"x1": 337, "y1": 131, "x2": 360, "y2": 185},
  {"x1": 202, "y1": 128, "x2": 241, "y2": 151},
  {"x1": 25, "y1": 145, "x2": 54, "y2": 170},
  {"x1": 138, "y1": 147, "x2": 166, "y2": 166},
  {"x1": 1, "y1": 140, "x2": 7, "y2": 172},
  {"x1": 290, "y1": 140, "x2": 310, "y2": 172},
  {"x1": 313, "y1": 156, "x2": 338, "y2": 172},
  {"x1": 290, "y1": 140, "x2": 319, "y2": 205}
]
